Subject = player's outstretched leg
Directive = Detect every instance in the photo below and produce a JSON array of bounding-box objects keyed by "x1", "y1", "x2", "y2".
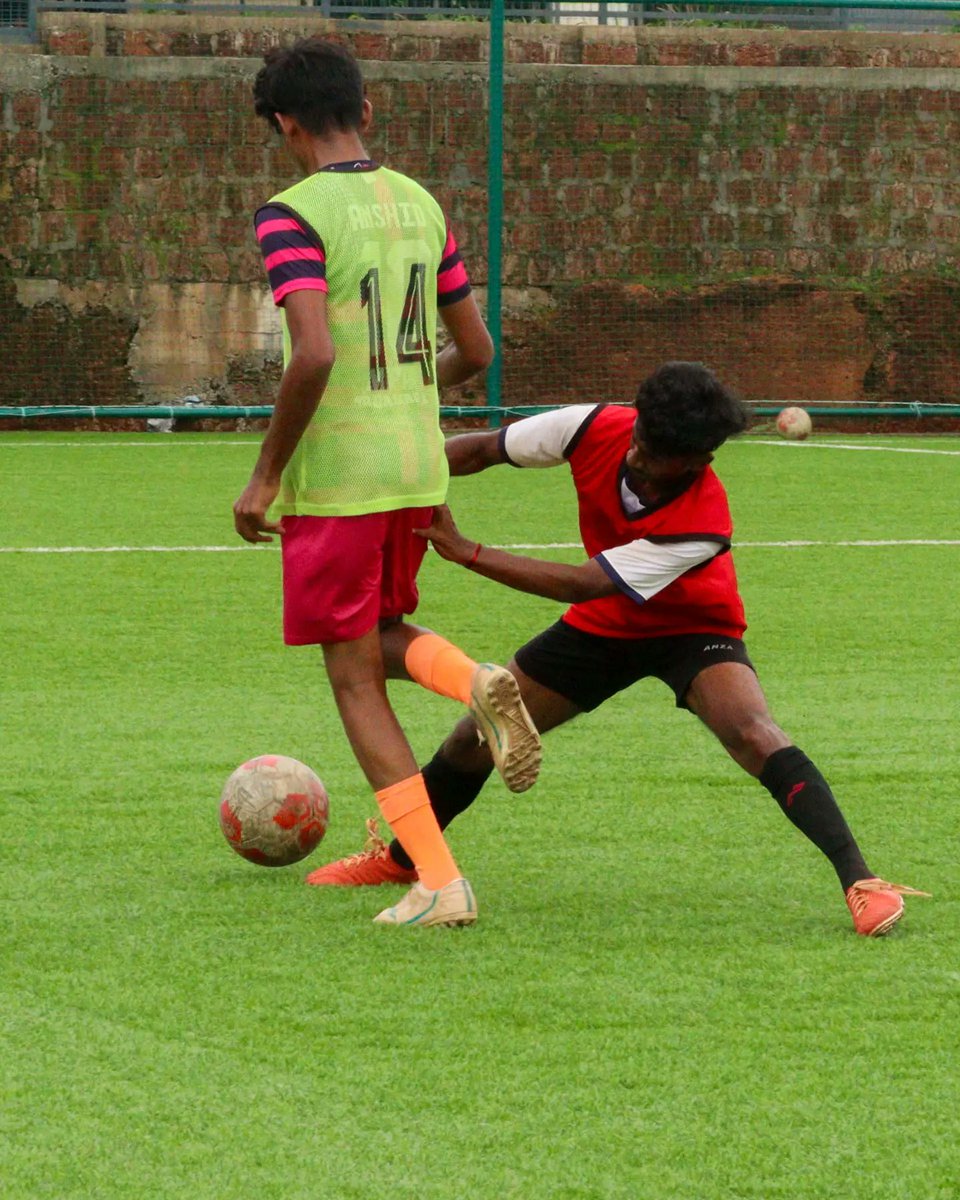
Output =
[
  {"x1": 373, "y1": 878, "x2": 477, "y2": 928},
  {"x1": 469, "y1": 663, "x2": 542, "y2": 793},
  {"x1": 759, "y1": 747, "x2": 930, "y2": 935},
  {"x1": 685, "y1": 662, "x2": 930, "y2": 936},
  {"x1": 305, "y1": 818, "x2": 417, "y2": 887}
]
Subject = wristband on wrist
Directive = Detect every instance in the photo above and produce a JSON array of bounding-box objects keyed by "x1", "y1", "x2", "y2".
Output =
[{"x1": 465, "y1": 542, "x2": 483, "y2": 568}]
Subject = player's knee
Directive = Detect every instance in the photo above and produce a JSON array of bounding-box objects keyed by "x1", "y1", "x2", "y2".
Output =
[
  {"x1": 325, "y1": 664, "x2": 389, "y2": 710},
  {"x1": 726, "y1": 713, "x2": 786, "y2": 765}
]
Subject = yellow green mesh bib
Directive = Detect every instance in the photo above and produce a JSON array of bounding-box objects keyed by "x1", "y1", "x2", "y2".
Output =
[{"x1": 271, "y1": 166, "x2": 449, "y2": 517}]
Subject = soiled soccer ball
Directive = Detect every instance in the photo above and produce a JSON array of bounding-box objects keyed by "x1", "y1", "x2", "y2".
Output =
[
  {"x1": 219, "y1": 754, "x2": 329, "y2": 867},
  {"x1": 776, "y1": 406, "x2": 813, "y2": 440}
]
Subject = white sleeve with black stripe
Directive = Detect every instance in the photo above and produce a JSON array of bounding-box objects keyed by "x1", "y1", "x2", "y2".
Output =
[
  {"x1": 597, "y1": 539, "x2": 725, "y2": 605},
  {"x1": 500, "y1": 405, "x2": 599, "y2": 468}
]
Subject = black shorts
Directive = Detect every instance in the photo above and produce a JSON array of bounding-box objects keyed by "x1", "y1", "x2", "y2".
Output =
[{"x1": 514, "y1": 620, "x2": 755, "y2": 712}]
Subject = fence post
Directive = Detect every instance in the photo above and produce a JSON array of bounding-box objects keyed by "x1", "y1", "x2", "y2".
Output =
[{"x1": 485, "y1": 0, "x2": 505, "y2": 428}]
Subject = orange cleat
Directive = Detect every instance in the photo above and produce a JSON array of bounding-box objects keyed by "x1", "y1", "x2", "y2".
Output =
[
  {"x1": 845, "y1": 877, "x2": 930, "y2": 937},
  {"x1": 305, "y1": 818, "x2": 417, "y2": 887}
]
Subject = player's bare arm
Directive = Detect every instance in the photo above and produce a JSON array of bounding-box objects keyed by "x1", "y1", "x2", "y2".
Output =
[
  {"x1": 435, "y1": 293, "x2": 494, "y2": 390},
  {"x1": 418, "y1": 504, "x2": 616, "y2": 603},
  {"x1": 233, "y1": 290, "x2": 334, "y2": 543},
  {"x1": 444, "y1": 429, "x2": 504, "y2": 476}
]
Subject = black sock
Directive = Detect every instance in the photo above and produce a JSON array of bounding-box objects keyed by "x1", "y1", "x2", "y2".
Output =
[
  {"x1": 759, "y1": 745, "x2": 870, "y2": 891},
  {"x1": 389, "y1": 752, "x2": 494, "y2": 871}
]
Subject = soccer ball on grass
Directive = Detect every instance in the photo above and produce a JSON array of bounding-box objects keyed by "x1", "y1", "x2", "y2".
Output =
[
  {"x1": 776, "y1": 406, "x2": 813, "y2": 441},
  {"x1": 219, "y1": 754, "x2": 329, "y2": 867}
]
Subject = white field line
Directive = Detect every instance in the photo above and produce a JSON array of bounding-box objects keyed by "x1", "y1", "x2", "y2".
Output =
[
  {"x1": 745, "y1": 439, "x2": 960, "y2": 457},
  {"x1": 737, "y1": 539, "x2": 960, "y2": 548},
  {"x1": 1, "y1": 437, "x2": 960, "y2": 456},
  {"x1": 3, "y1": 539, "x2": 960, "y2": 554},
  {"x1": 0, "y1": 441, "x2": 255, "y2": 448},
  {"x1": 508, "y1": 540, "x2": 960, "y2": 549},
  {"x1": 0, "y1": 545, "x2": 266, "y2": 553}
]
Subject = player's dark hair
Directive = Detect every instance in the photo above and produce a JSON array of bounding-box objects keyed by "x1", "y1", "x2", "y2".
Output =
[
  {"x1": 253, "y1": 39, "x2": 364, "y2": 137},
  {"x1": 634, "y1": 362, "x2": 749, "y2": 457}
]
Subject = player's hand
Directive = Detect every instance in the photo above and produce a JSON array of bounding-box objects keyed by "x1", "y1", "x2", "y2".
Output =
[
  {"x1": 233, "y1": 476, "x2": 283, "y2": 544},
  {"x1": 416, "y1": 504, "x2": 477, "y2": 564}
]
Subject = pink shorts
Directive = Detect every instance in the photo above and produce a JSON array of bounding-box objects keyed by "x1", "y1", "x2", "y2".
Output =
[{"x1": 280, "y1": 508, "x2": 435, "y2": 645}]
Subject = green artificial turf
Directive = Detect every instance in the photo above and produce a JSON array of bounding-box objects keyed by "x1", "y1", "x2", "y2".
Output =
[{"x1": 1, "y1": 431, "x2": 958, "y2": 1199}]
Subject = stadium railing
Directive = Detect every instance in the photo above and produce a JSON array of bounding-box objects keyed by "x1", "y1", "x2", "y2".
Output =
[
  {"x1": 9, "y1": 0, "x2": 960, "y2": 39},
  {"x1": 0, "y1": 0, "x2": 33, "y2": 40},
  {"x1": 3, "y1": 404, "x2": 960, "y2": 423}
]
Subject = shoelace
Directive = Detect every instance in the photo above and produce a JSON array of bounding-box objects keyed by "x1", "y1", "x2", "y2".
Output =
[
  {"x1": 847, "y1": 878, "x2": 931, "y2": 912},
  {"x1": 337, "y1": 817, "x2": 389, "y2": 866}
]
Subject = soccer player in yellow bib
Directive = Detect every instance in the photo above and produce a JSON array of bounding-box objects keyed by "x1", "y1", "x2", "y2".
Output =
[{"x1": 233, "y1": 39, "x2": 541, "y2": 928}]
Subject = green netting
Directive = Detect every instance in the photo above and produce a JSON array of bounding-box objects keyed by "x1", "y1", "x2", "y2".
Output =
[
  {"x1": 3, "y1": 5, "x2": 960, "y2": 422},
  {"x1": 490, "y1": 0, "x2": 960, "y2": 416}
]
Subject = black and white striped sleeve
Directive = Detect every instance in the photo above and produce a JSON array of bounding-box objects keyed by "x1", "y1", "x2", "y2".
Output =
[
  {"x1": 498, "y1": 405, "x2": 600, "y2": 468},
  {"x1": 596, "y1": 538, "x2": 726, "y2": 605}
]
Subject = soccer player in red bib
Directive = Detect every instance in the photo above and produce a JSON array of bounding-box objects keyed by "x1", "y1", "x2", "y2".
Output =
[{"x1": 310, "y1": 362, "x2": 927, "y2": 937}]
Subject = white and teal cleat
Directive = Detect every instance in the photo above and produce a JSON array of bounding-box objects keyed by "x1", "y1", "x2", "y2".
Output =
[
  {"x1": 373, "y1": 878, "x2": 478, "y2": 928},
  {"x1": 469, "y1": 663, "x2": 542, "y2": 794}
]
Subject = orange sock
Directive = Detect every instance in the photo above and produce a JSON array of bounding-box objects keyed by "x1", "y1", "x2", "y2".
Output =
[
  {"x1": 375, "y1": 773, "x2": 460, "y2": 890},
  {"x1": 404, "y1": 632, "x2": 475, "y2": 706}
]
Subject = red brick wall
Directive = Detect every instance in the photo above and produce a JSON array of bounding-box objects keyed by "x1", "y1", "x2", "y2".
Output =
[{"x1": 2, "y1": 23, "x2": 960, "y2": 409}]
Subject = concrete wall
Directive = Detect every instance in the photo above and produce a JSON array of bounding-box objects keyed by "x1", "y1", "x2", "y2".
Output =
[{"x1": 2, "y1": 19, "x2": 959, "y2": 409}]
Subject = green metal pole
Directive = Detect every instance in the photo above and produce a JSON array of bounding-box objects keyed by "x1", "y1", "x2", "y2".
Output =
[{"x1": 485, "y1": 0, "x2": 505, "y2": 429}]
